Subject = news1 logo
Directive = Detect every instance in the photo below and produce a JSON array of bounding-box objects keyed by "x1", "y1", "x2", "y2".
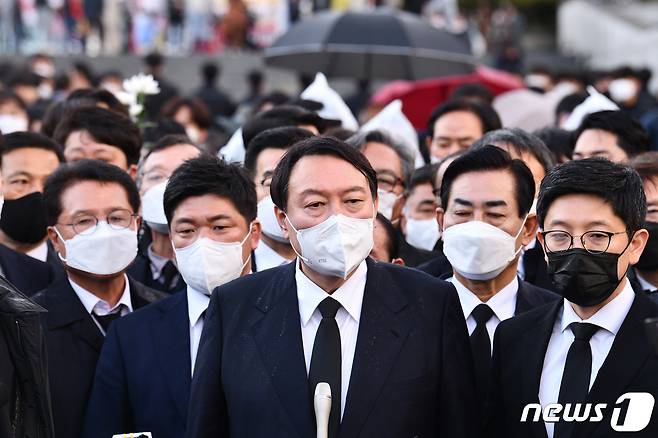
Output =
[{"x1": 520, "y1": 392, "x2": 655, "y2": 432}]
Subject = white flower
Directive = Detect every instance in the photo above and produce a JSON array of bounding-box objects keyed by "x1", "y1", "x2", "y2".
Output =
[
  {"x1": 129, "y1": 104, "x2": 144, "y2": 118},
  {"x1": 116, "y1": 91, "x2": 137, "y2": 106},
  {"x1": 122, "y1": 73, "x2": 160, "y2": 96}
]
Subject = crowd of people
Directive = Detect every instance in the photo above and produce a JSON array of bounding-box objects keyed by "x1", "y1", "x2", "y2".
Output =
[{"x1": 1, "y1": 49, "x2": 658, "y2": 438}]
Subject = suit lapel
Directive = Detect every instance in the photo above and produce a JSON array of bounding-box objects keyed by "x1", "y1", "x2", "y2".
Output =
[
  {"x1": 151, "y1": 291, "x2": 192, "y2": 425},
  {"x1": 339, "y1": 259, "x2": 409, "y2": 438},
  {"x1": 574, "y1": 293, "x2": 654, "y2": 438},
  {"x1": 250, "y1": 263, "x2": 314, "y2": 438},
  {"x1": 520, "y1": 300, "x2": 561, "y2": 438},
  {"x1": 515, "y1": 280, "x2": 533, "y2": 315},
  {"x1": 46, "y1": 277, "x2": 104, "y2": 352}
]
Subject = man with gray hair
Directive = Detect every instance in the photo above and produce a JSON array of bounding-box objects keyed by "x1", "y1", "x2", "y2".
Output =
[
  {"x1": 471, "y1": 128, "x2": 556, "y2": 290},
  {"x1": 348, "y1": 130, "x2": 438, "y2": 266},
  {"x1": 471, "y1": 128, "x2": 555, "y2": 196}
]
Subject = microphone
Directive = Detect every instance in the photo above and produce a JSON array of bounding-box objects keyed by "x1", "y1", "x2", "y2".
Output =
[{"x1": 314, "y1": 382, "x2": 332, "y2": 438}]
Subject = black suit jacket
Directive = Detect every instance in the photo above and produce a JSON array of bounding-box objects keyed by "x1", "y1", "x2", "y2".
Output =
[
  {"x1": 83, "y1": 290, "x2": 191, "y2": 438},
  {"x1": 0, "y1": 243, "x2": 55, "y2": 296},
  {"x1": 521, "y1": 243, "x2": 553, "y2": 291},
  {"x1": 32, "y1": 275, "x2": 167, "y2": 438},
  {"x1": 186, "y1": 258, "x2": 479, "y2": 438},
  {"x1": 416, "y1": 254, "x2": 559, "y2": 316},
  {"x1": 487, "y1": 292, "x2": 658, "y2": 438},
  {"x1": 127, "y1": 251, "x2": 186, "y2": 294}
]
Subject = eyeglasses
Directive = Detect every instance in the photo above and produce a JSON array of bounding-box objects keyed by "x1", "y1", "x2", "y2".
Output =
[
  {"x1": 540, "y1": 230, "x2": 627, "y2": 254},
  {"x1": 377, "y1": 175, "x2": 404, "y2": 193},
  {"x1": 59, "y1": 209, "x2": 139, "y2": 236}
]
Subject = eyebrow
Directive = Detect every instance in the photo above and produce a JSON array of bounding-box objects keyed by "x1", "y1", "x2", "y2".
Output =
[
  {"x1": 436, "y1": 136, "x2": 475, "y2": 141},
  {"x1": 547, "y1": 219, "x2": 612, "y2": 228},
  {"x1": 418, "y1": 199, "x2": 437, "y2": 209},
  {"x1": 453, "y1": 198, "x2": 507, "y2": 208},
  {"x1": 299, "y1": 186, "x2": 367, "y2": 197},
  {"x1": 207, "y1": 214, "x2": 232, "y2": 222},
  {"x1": 6, "y1": 171, "x2": 31, "y2": 179}
]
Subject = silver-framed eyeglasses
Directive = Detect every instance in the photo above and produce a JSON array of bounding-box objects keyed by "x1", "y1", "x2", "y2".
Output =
[{"x1": 58, "y1": 209, "x2": 139, "y2": 236}]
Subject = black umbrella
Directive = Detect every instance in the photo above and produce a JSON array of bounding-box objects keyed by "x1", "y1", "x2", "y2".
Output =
[{"x1": 264, "y1": 8, "x2": 476, "y2": 80}]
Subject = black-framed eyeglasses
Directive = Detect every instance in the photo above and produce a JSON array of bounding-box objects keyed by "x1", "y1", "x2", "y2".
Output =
[
  {"x1": 58, "y1": 209, "x2": 139, "y2": 236},
  {"x1": 377, "y1": 175, "x2": 404, "y2": 193},
  {"x1": 540, "y1": 230, "x2": 627, "y2": 254}
]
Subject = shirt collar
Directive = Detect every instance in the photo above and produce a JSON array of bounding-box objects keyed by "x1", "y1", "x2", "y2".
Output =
[
  {"x1": 26, "y1": 241, "x2": 48, "y2": 262},
  {"x1": 635, "y1": 271, "x2": 658, "y2": 293},
  {"x1": 187, "y1": 286, "x2": 211, "y2": 327},
  {"x1": 69, "y1": 274, "x2": 133, "y2": 315},
  {"x1": 254, "y1": 240, "x2": 291, "y2": 269},
  {"x1": 147, "y1": 243, "x2": 172, "y2": 279},
  {"x1": 561, "y1": 277, "x2": 635, "y2": 336},
  {"x1": 296, "y1": 259, "x2": 367, "y2": 326},
  {"x1": 450, "y1": 275, "x2": 519, "y2": 322}
]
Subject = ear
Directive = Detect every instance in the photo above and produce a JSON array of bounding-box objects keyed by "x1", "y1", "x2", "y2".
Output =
[
  {"x1": 628, "y1": 228, "x2": 649, "y2": 265},
  {"x1": 48, "y1": 226, "x2": 65, "y2": 259},
  {"x1": 274, "y1": 205, "x2": 289, "y2": 239},
  {"x1": 436, "y1": 207, "x2": 445, "y2": 233},
  {"x1": 249, "y1": 220, "x2": 262, "y2": 251},
  {"x1": 392, "y1": 257, "x2": 406, "y2": 266},
  {"x1": 520, "y1": 214, "x2": 539, "y2": 247},
  {"x1": 128, "y1": 164, "x2": 138, "y2": 181}
]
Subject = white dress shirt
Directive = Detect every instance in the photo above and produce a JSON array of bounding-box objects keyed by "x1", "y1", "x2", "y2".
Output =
[
  {"x1": 539, "y1": 279, "x2": 635, "y2": 438},
  {"x1": 26, "y1": 241, "x2": 49, "y2": 262},
  {"x1": 69, "y1": 275, "x2": 133, "y2": 334},
  {"x1": 449, "y1": 276, "x2": 518, "y2": 352},
  {"x1": 296, "y1": 259, "x2": 367, "y2": 419},
  {"x1": 254, "y1": 240, "x2": 292, "y2": 271},
  {"x1": 147, "y1": 243, "x2": 170, "y2": 281},
  {"x1": 635, "y1": 272, "x2": 658, "y2": 293},
  {"x1": 187, "y1": 286, "x2": 211, "y2": 376}
]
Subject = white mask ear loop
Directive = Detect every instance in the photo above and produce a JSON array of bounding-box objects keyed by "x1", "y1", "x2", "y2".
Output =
[
  {"x1": 238, "y1": 223, "x2": 254, "y2": 271},
  {"x1": 283, "y1": 213, "x2": 310, "y2": 264},
  {"x1": 53, "y1": 226, "x2": 69, "y2": 263},
  {"x1": 509, "y1": 212, "x2": 532, "y2": 262}
]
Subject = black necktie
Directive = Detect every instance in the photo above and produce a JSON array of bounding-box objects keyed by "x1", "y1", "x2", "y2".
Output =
[
  {"x1": 470, "y1": 303, "x2": 494, "y2": 401},
  {"x1": 160, "y1": 260, "x2": 179, "y2": 291},
  {"x1": 554, "y1": 322, "x2": 600, "y2": 438},
  {"x1": 92, "y1": 306, "x2": 125, "y2": 333},
  {"x1": 308, "y1": 297, "x2": 342, "y2": 438}
]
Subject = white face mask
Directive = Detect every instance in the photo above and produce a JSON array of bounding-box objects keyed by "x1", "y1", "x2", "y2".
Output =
[
  {"x1": 608, "y1": 78, "x2": 638, "y2": 104},
  {"x1": 257, "y1": 195, "x2": 288, "y2": 243},
  {"x1": 0, "y1": 115, "x2": 28, "y2": 134},
  {"x1": 377, "y1": 189, "x2": 401, "y2": 222},
  {"x1": 286, "y1": 212, "x2": 374, "y2": 279},
  {"x1": 56, "y1": 222, "x2": 138, "y2": 276},
  {"x1": 174, "y1": 230, "x2": 252, "y2": 295},
  {"x1": 141, "y1": 180, "x2": 169, "y2": 234},
  {"x1": 186, "y1": 125, "x2": 201, "y2": 144},
  {"x1": 442, "y1": 219, "x2": 526, "y2": 281},
  {"x1": 405, "y1": 217, "x2": 440, "y2": 251}
]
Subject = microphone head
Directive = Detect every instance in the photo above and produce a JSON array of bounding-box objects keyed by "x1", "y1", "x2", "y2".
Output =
[{"x1": 314, "y1": 382, "x2": 332, "y2": 401}]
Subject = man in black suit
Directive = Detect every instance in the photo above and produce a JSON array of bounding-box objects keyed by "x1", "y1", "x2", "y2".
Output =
[
  {"x1": 428, "y1": 146, "x2": 557, "y2": 404},
  {"x1": 186, "y1": 137, "x2": 478, "y2": 438},
  {"x1": 488, "y1": 158, "x2": 658, "y2": 437},
  {"x1": 471, "y1": 128, "x2": 558, "y2": 290},
  {"x1": 83, "y1": 155, "x2": 261, "y2": 438},
  {"x1": 33, "y1": 160, "x2": 166, "y2": 438},
  {"x1": 128, "y1": 134, "x2": 200, "y2": 293}
]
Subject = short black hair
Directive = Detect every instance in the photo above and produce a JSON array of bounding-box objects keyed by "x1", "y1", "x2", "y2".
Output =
[
  {"x1": 163, "y1": 155, "x2": 257, "y2": 225},
  {"x1": 0, "y1": 91, "x2": 27, "y2": 112},
  {"x1": 575, "y1": 110, "x2": 649, "y2": 158},
  {"x1": 143, "y1": 134, "x2": 198, "y2": 161},
  {"x1": 43, "y1": 159, "x2": 140, "y2": 226},
  {"x1": 201, "y1": 62, "x2": 220, "y2": 84},
  {"x1": 472, "y1": 128, "x2": 556, "y2": 175},
  {"x1": 449, "y1": 83, "x2": 494, "y2": 105},
  {"x1": 53, "y1": 107, "x2": 142, "y2": 165},
  {"x1": 242, "y1": 105, "x2": 337, "y2": 147},
  {"x1": 67, "y1": 88, "x2": 129, "y2": 117},
  {"x1": 270, "y1": 136, "x2": 378, "y2": 211},
  {"x1": 533, "y1": 127, "x2": 574, "y2": 162},
  {"x1": 440, "y1": 145, "x2": 535, "y2": 217},
  {"x1": 537, "y1": 158, "x2": 646, "y2": 236},
  {"x1": 409, "y1": 164, "x2": 438, "y2": 193},
  {"x1": 426, "y1": 99, "x2": 502, "y2": 140},
  {"x1": 555, "y1": 92, "x2": 588, "y2": 120},
  {"x1": 144, "y1": 52, "x2": 164, "y2": 69},
  {"x1": 1, "y1": 132, "x2": 65, "y2": 164},
  {"x1": 375, "y1": 213, "x2": 400, "y2": 260},
  {"x1": 630, "y1": 152, "x2": 658, "y2": 184},
  {"x1": 244, "y1": 127, "x2": 314, "y2": 173}
]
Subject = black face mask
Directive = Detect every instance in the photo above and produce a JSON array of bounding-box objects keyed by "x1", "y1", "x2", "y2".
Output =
[
  {"x1": 547, "y1": 247, "x2": 628, "y2": 307},
  {"x1": 0, "y1": 192, "x2": 48, "y2": 244},
  {"x1": 636, "y1": 221, "x2": 658, "y2": 272}
]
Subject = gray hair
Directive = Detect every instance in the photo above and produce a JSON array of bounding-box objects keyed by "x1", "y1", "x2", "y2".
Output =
[
  {"x1": 346, "y1": 129, "x2": 414, "y2": 189},
  {"x1": 472, "y1": 128, "x2": 556, "y2": 174}
]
